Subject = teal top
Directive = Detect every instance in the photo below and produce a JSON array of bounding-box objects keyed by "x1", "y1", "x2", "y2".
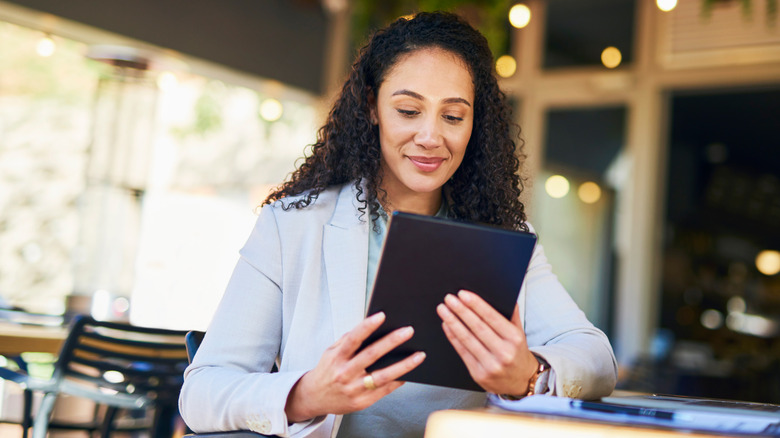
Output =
[{"x1": 337, "y1": 202, "x2": 487, "y2": 438}]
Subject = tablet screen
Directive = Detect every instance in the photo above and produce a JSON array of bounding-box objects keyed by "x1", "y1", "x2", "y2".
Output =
[{"x1": 361, "y1": 211, "x2": 537, "y2": 391}]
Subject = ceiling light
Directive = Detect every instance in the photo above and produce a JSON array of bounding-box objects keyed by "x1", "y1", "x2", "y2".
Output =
[
  {"x1": 156, "y1": 71, "x2": 179, "y2": 91},
  {"x1": 756, "y1": 250, "x2": 780, "y2": 276},
  {"x1": 545, "y1": 175, "x2": 570, "y2": 199},
  {"x1": 260, "y1": 98, "x2": 283, "y2": 122},
  {"x1": 601, "y1": 46, "x2": 622, "y2": 69},
  {"x1": 578, "y1": 182, "x2": 602, "y2": 204},
  {"x1": 657, "y1": 0, "x2": 678, "y2": 12},
  {"x1": 509, "y1": 4, "x2": 531, "y2": 29},
  {"x1": 36, "y1": 35, "x2": 55, "y2": 57},
  {"x1": 495, "y1": 55, "x2": 517, "y2": 78}
]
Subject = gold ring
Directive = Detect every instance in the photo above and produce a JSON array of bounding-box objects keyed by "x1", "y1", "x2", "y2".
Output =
[{"x1": 363, "y1": 374, "x2": 377, "y2": 390}]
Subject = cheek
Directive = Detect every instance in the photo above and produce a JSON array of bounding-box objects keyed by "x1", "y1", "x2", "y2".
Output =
[
  {"x1": 455, "y1": 129, "x2": 472, "y2": 157},
  {"x1": 380, "y1": 119, "x2": 415, "y2": 146}
]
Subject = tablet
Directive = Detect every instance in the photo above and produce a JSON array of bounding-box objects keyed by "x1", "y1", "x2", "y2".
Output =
[{"x1": 361, "y1": 211, "x2": 537, "y2": 391}]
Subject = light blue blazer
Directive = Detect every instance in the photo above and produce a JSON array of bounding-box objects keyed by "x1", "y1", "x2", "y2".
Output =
[{"x1": 179, "y1": 182, "x2": 618, "y2": 438}]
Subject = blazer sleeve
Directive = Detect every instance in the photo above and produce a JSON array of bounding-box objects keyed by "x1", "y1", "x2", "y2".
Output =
[
  {"x1": 179, "y1": 204, "x2": 328, "y2": 437},
  {"x1": 522, "y1": 238, "x2": 619, "y2": 400}
]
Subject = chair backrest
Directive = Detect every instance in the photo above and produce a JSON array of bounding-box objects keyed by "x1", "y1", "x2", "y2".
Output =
[
  {"x1": 185, "y1": 330, "x2": 205, "y2": 363},
  {"x1": 53, "y1": 315, "x2": 190, "y2": 409},
  {"x1": 183, "y1": 330, "x2": 279, "y2": 374}
]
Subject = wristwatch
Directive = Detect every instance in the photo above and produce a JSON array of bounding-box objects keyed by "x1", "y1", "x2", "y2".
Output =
[{"x1": 500, "y1": 355, "x2": 550, "y2": 400}]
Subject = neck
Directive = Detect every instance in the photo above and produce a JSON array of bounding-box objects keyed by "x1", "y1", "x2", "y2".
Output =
[{"x1": 381, "y1": 189, "x2": 442, "y2": 216}]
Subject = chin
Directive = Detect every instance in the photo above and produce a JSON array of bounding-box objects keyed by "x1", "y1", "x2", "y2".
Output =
[{"x1": 403, "y1": 178, "x2": 447, "y2": 194}]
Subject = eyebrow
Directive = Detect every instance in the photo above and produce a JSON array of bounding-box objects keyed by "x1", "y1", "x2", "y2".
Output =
[{"x1": 391, "y1": 89, "x2": 472, "y2": 107}]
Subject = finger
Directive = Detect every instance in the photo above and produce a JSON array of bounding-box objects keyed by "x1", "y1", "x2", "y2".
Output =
[
  {"x1": 441, "y1": 320, "x2": 481, "y2": 371},
  {"x1": 352, "y1": 325, "x2": 415, "y2": 370},
  {"x1": 456, "y1": 290, "x2": 518, "y2": 337},
  {"x1": 369, "y1": 350, "x2": 426, "y2": 387},
  {"x1": 437, "y1": 302, "x2": 491, "y2": 362},
  {"x1": 335, "y1": 311, "x2": 386, "y2": 355},
  {"x1": 510, "y1": 305, "x2": 525, "y2": 335},
  {"x1": 443, "y1": 293, "x2": 506, "y2": 352}
]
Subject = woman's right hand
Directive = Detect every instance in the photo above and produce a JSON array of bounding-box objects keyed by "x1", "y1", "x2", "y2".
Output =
[{"x1": 284, "y1": 312, "x2": 426, "y2": 422}]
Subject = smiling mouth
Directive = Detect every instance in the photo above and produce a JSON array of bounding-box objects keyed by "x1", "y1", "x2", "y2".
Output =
[{"x1": 408, "y1": 156, "x2": 445, "y2": 172}]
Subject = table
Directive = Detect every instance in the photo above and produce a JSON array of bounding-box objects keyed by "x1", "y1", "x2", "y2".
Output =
[
  {"x1": 424, "y1": 407, "x2": 728, "y2": 438},
  {"x1": 0, "y1": 322, "x2": 67, "y2": 356}
]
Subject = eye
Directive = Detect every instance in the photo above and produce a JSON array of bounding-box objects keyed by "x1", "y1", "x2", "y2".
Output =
[
  {"x1": 396, "y1": 109, "x2": 419, "y2": 117},
  {"x1": 443, "y1": 114, "x2": 464, "y2": 123}
]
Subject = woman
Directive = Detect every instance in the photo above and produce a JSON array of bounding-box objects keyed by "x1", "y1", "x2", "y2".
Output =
[{"x1": 180, "y1": 11, "x2": 617, "y2": 438}]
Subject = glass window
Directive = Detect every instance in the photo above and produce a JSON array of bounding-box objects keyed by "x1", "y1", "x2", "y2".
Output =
[
  {"x1": 0, "y1": 21, "x2": 319, "y2": 330},
  {"x1": 543, "y1": 0, "x2": 635, "y2": 69},
  {"x1": 659, "y1": 88, "x2": 780, "y2": 402},
  {"x1": 532, "y1": 106, "x2": 627, "y2": 335}
]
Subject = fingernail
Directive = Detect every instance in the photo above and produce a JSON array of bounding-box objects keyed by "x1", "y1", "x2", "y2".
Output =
[
  {"x1": 457, "y1": 290, "x2": 471, "y2": 301},
  {"x1": 413, "y1": 352, "x2": 426, "y2": 363},
  {"x1": 371, "y1": 311, "x2": 385, "y2": 322},
  {"x1": 444, "y1": 294, "x2": 457, "y2": 305},
  {"x1": 402, "y1": 326, "x2": 414, "y2": 337}
]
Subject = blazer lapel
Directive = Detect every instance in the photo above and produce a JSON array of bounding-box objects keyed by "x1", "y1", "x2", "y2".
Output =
[{"x1": 323, "y1": 183, "x2": 370, "y2": 339}]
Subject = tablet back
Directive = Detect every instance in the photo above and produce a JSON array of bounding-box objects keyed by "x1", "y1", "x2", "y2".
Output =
[{"x1": 363, "y1": 211, "x2": 537, "y2": 391}]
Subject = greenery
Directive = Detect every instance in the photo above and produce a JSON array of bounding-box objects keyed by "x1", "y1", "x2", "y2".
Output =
[{"x1": 351, "y1": 0, "x2": 513, "y2": 59}]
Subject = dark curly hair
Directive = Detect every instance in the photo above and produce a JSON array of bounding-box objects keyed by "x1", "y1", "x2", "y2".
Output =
[{"x1": 264, "y1": 11, "x2": 528, "y2": 231}]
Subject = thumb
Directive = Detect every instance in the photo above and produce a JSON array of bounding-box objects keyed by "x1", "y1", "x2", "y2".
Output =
[{"x1": 511, "y1": 304, "x2": 523, "y2": 328}]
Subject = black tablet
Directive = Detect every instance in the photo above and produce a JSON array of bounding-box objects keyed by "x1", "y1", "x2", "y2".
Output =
[{"x1": 362, "y1": 211, "x2": 537, "y2": 391}]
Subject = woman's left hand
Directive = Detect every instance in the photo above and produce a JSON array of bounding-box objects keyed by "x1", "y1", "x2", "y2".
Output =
[{"x1": 437, "y1": 289, "x2": 538, "y2": 396}]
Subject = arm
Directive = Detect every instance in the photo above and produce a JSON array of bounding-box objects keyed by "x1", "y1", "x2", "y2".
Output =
[
  {"x1": 179, "y1": 205, "x2": 426, "y2": 437},
  {"x1": 522, "y1": 241, "x2": 618, "y2": 399},
  {"x1": 179, "y1": 205, "x2": 316, "y2": 436}
]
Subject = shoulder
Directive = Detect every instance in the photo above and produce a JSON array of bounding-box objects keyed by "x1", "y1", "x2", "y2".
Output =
[{"x1": 261, "y1": 182, "x2": 357, "y2": 226}]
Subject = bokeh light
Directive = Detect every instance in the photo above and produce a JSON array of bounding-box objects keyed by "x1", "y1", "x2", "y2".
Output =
[
  {"x1": 578, "y1": 181, "x2": 602, "y2": 204},
  {"x1": 601, "y1": 46, "x2": 622, "y2": 69},
  {"x1": 700, "y1": 309, "x2": 723, "y2": 330},
  {"x1": 657, "y1": 0, "x2": 678, "y2": 12},
  {"x1": 36, "y1": 35, "x2": 55, "y2": 57},
  {"x1": 755, "y1": 250, "x2": 780, "y2": 276},
  {"x1": 509, "y1": 4, "x2": 532, "y2": 29},
  {"x1": 495, "y1": 55, "x2": 517, "y2": 78},
  {"x1": 157, "y1": 71, "x2": 179, "y2": 91},
  {"x1": 260, "y1": 98, "x2": 283, "y2": 122},
  {"x1": 545, "y1": 175, "x2": 570, "y2": 198}
]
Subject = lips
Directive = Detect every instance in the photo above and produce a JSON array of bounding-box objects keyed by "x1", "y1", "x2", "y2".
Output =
[{"x1": 407, "y1": 155, "x2": 445, "y2": 172}]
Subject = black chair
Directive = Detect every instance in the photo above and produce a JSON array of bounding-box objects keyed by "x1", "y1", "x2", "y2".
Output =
[
  {"x1": 0, "y1": 315, "x2": 189, "y2": 438},
  {"x1": 183, "y1": 330, "x2": 272, "y2": 438},
  {"x1": 185, "y1": 330, "x2": 206, "y2": 363}
]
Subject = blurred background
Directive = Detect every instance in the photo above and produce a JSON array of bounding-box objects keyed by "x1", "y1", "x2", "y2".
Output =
[{"x1": 0, "y1": 0, "x2": 779, "y2": 409}]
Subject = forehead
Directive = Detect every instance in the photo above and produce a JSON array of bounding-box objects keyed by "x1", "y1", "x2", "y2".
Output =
[{"x1": 379, "y1": 47, "x2": 474, "y2": 95}]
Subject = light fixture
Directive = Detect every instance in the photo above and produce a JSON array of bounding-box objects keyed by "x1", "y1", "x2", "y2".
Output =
[
  {"x1": 601, "y1": 46, "x2": 622, "y2": 69},
  {"x1": 495, "y1": 55, "x2": 517, "y2": 78},
  {"x1": 156, "y1": 71, "x2": 179, "y2": 91},
  {"x1": 36, "y1": 34, "x2": 56, "y2": 57},
  {"x1": 656, "y1": 0, "x2": 678, "y2": 12},
  {"x1": 755, "y1": 250, "x2": 780, "y2": 276},
  {"x1": 508, "y1": 4, "x2": 532, "y2": 29},
  {"x1": 545, "y1": 175, "x2": 570, "y2": 199},
  {"x1": 577, "y1": 182, "x2": 601, "y2": 204},
  {"x1": 260, "y1": 98, "x2": 284, "y2": 122},
  {"x1": 727, "y1": 296, "x2": 746, "y2": 314},
  {"x1": 700, "y1": 309, "x2": 723, "y2": 330}
]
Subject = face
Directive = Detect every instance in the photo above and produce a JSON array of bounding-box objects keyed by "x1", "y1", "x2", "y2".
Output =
[{"x1": 371, "y1": 47, "x2": 474, "y2": 213}]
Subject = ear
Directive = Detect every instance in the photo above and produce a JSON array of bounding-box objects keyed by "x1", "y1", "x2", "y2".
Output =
[{"x1": 367, "y1": 90, "x2": 378, "y2": 125}]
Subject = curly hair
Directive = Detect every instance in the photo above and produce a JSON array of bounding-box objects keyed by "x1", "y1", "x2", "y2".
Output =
[{"x1": 264, "y1": 11, "x2": 528, "y2": 231}]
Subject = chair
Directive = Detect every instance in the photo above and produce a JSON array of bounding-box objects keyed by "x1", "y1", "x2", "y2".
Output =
[
  {"x1": 0, "y1": 314, "x2": 190, "y2": 438},
  {"x1": 183, "y1": 330, "x2": 273, "y2": 438}
]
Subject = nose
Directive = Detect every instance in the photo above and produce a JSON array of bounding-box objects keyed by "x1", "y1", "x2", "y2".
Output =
[{"x1": 414, "y1": 115, "x2": 443, "y2": 149}]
